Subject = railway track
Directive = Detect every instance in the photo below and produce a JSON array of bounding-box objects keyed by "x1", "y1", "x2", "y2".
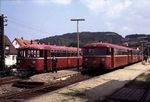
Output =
[
  {"x1": 0, "y1": 73, "x2": 92, "y2": 101},
  {"x1": 0, "y1": 76, "x2": 20, "y2": 85}
]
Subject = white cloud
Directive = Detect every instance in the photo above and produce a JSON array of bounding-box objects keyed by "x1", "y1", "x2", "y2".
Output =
[
  {"x1": 120, "y1": 26, "x2": 131, "y2": 34},
  {"x1": 34, "y1": 0, "x2": 50, "y2": 4},
  {"x1": 9, "y1": 0, "x2": 72, "y2": 5},
  {"x1": 106, "y1": 0, "x2": 132, "y2": 17},
  {"x1": 50, "y1": 0, "x2": 72, "y2": 5},
  {"x1": 33, "y1": 0, "x2": 72, "y2": 5},
  {"x1": 80, "y1": 0, "x2": 106, "y2": 15},
  {"x1": 81, "y1": 0, "x2": 132, "y2": 17}
]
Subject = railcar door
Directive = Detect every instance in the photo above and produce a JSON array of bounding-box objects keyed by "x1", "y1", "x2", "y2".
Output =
[
  {"x1": 128, "y1": 50, "x2": 131, "y2": 63},
  {"x1": 131, "y1": 50, "x2": 133, "y2": 63},
  {"x1": 44, "y1": 50, "x2": 48, "y2": 71},
  {"x1": 111, "y1": 48, "x2": 114, "y2": 68},
  {"x1": 128, "y1": 50, "x2": 130, "y2": 63}
]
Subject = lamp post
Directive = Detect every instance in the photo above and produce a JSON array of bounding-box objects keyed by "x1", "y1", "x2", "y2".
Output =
[{"x1": 70, "y1": 19, "x2": 85, "y2": 70}]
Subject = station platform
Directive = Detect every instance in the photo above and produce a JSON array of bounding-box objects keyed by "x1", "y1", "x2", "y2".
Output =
[{"x1": 26, "y1": 62, "x2": 150, "y2": 102}]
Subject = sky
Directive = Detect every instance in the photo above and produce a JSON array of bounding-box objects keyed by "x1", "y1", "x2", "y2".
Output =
[{"x1": 1, "y1": 0, "x2": 150, "y2": 41}]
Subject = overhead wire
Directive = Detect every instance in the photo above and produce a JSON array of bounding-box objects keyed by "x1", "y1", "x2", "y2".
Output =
[
  {"x1": 5, "y1": 25, "x2": 39, "y2": 40},
  {"x1": 8, "y1": 17, "x2": 51, "y2": 35}
]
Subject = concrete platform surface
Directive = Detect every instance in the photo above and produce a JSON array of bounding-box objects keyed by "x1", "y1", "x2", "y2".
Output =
[{"x1": 26, "y1": 62, "x2": 150, "y2": 102}]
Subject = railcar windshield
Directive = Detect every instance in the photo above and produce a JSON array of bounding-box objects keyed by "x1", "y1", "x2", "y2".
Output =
[
  {"x1": 18, "y1": 49, "x2": 43, "y2": 58},
  {"x1": 83, "y1": 47, "x2": 110, "y2": 55}
]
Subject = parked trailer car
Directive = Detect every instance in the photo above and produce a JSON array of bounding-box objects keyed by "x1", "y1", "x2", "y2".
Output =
[{"x1": 82, "y1": 42, "x2": 142, "y2": 71}]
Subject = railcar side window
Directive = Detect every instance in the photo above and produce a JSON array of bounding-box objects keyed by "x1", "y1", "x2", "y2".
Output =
[
  {"x1": 34, "y1": 50, "x2": 36, "y2": 57},
  {"x1": 18, "y1": 49, "x2": 43, "y2": 58},
  {"x1": 50, "y1": 50, "x2": 80, "y2": 57},
  {"x1": 37, "y1": 50, "x2": 40, "y2": 57},
  {"x1": 132, "y1": 50, "x2": 139, "y2": 55},
  {"x1": 50, "y1": 50, "x2": 57, "y2": 57},
  {"x1": 57, "y1": 50, "x2": 61, "y2": 57},
  {"x1": 40, "y1": 50, "x2": 43, "y2": 57},
  {"x1": 114, "y1": 49, "x2": 128, "y2": 55},
  {"x1": 18, "y1": 50, "x2": 23, "y2": 57},
  {"x1": 62, "y1": 51, "x2": 67, "y2": 57},
  {"x1": 18, "y1": 50, "x2": 26, "y2": 57}
]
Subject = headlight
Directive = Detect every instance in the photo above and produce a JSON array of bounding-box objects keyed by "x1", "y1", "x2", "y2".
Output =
[
  {"x1": 11, "y1": 68, "x2": 17, "y2": 72},
  {"x1": 32, "y1": 60, "x2": 36, "y2": 64},
  {"x1": 93, "y1": 60, "x2": 96, "y2": 64},
  {"x1": 101, "y1": 58, "x2": 105, "y2": 62},
  {"x1": 85, "y1": 58, "x2": 88, "y2": 61},
  {"x1": 17, "y1": 60, "x2": 20, "y2": 63}
]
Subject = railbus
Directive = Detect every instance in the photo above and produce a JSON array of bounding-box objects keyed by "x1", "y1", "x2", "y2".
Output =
[
  {"x1": 82, "y1": 42, "x2": 142, "y2": 71},
  {"x1": 16, "y1": 44, "x2": 82, "y2": 75}
]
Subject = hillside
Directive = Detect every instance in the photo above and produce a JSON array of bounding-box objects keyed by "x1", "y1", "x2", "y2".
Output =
[
  {"x1": 125, "y1": 34, "x2": 150, "y2": 55},
  {"x1": 36, "y1": 32, "x2": 123, "y2": 47},
  {"x1": 125, "y1": 34, "x2": 150, "y2": 39},
  {"x1": 125, "y1": 34, "x2": 150, "y2": 47}
]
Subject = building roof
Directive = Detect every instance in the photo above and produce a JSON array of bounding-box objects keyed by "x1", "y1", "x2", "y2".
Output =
[
  {"x1": 14, "y1": 38, "x2": 38, "y2": 47},
  {"x1": 0, "y1": 35, "x2": 17, "y2": 55}
]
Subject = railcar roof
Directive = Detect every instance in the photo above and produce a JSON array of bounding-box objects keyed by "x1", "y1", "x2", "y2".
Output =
[
  {"x1": 84, "y1": 42, "x2": 136, "y2": 51},
  {"x1": 18, "y1": 44, "x2": 81, "y2": 51}
]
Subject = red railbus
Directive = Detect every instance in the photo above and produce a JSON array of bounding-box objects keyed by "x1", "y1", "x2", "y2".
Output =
[
  {"x1": 17, "y1": 44, "x2": 82, "y2": 73},
  {"x1": 82, "y1": 42, "x2": 142, "y2": 71}
]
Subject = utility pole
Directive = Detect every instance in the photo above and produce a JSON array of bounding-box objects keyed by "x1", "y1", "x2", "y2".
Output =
[
  {"x1": 0, "y1": 14, "x2": 7, "y2": 71},
  {"x1": 138, "y1": 36, "x2": 148, "y2": 62},
  {"x1": 147, "y1": 42, "x2": 150, "y2": 62},
  {"x1": 148, "y1": 45, "x2": 150, "y2": 61},
  {"x1": 70, "y1": 19, "x2": 85, "y2": 70}
]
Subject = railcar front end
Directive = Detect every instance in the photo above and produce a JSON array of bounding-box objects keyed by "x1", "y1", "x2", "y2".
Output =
[
  {"x1": 17, "y1": 49, "x2": 48, "y2": 73},
  {"x1": 82, "y1": 47, "x2": 111, "y2": 71}
]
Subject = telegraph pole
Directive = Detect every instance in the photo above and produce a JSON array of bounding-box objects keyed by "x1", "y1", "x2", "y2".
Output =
[
  {"x1": 148, "y1": 45, "x2": 150, "y2": 61},
  {"x1": 0, "y1": 14, "x2": 7, "y2": 71},
  {"x1": 70, "y1": 19, "x2": 85, "y2": 70}
]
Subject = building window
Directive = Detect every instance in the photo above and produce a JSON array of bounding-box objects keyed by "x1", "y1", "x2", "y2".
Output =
[
  {"x1": 12, "y1": 56, "x2": 15, "y2": 60},
  {"x1": 15, "y1": 41, "x2": 18, "y2": 45}
]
